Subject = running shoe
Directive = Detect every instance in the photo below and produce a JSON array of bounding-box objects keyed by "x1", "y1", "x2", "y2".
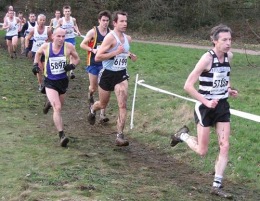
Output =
[
  {"x1": 87, "y1": 112, "x2": 96, "y2": 125},
  {"x1": 43, "y1": 100, "x2": 52, "y2": 114},
  {"x1": 70, "y1": 71, "x2": 75, "y2": 79},
  {"x1": 170, "y1": 125, "x2": 189, "y2": 147},
  {"x1": 99, "y1": 114, "x2": 109, "y2": 123},
  {"x1": 60, "y1": 136, "x2": 69, "y2": 147},
  {"x1": 115, "y1": 133, "x2": 129, "y2": 146},
  {"x1": 210, "y1": 187, "x2": 233, "y2": 199}
]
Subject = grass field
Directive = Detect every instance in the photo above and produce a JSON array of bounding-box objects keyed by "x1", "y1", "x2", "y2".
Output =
[{"x1": 0, "y1": 30, "x2": 259, "y2": 201}]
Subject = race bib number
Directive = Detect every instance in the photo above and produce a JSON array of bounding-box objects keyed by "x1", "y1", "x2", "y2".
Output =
[
  {"x1": 66, "y1": 29, "x2": 73, "y2": 34},
  {"x1": 113, "y1": 53, "x2": 128, "y2": 70},
  {"x1": 211, "y1": 72, "x2": 228, "y2": 94},
  {"x1": 49, "y1": 56, "x2": 66, "y2": 75},
  {"x1": 36, "y1": 41, "x2": 44, "y2": 48}
]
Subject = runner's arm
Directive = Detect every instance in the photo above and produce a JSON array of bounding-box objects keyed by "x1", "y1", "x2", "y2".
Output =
[
  {"x1": 80, "y1": 29, "x2": 94, "y2": 52},
  {"x1": 67, "y1": 43, "x2": 80, "y2": 66},
  {"x1": 95, "y1": 34, "x2": 124, "y2": 62},
  {"x1": 184, "y1": 52, "x2": 214, "y2": 106},
  {"x1": 25, "y1": 29, "x2": 34, "y2": 48}
]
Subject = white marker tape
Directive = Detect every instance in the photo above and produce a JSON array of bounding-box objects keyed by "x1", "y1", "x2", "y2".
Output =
[
  {"x1": 136, "y1": 79, "x2": 260, "y2": 123},
  {"x1": 73, "y1": 31, "x2": 85, "y2": 38}
]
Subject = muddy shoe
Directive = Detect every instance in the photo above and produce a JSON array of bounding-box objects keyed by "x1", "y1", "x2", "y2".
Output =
[
  {"x1": 115, "y1": 133, "x2": 129, "y2": 146},
  {"x1": 70, "y1": 71, "x2": 75, "y2": 79},
  {"x1": 60, "y1": 136, "x2": 69, "y2": 147},
  {"x1": 43, "y1": 100, "x2": 52, "y2": 114},
  {"x1": 170, "y1": 125, "x2": 189, "y2": 147},
  {"x1": 210, "y1": 187, "x2": 233, "y2": 199},
  {"x1": 99, "y1": 115, "x2": 109, "y2": 123},
  {"x1": 87, "y1": 112, "x2": 96, "y2": 125}
]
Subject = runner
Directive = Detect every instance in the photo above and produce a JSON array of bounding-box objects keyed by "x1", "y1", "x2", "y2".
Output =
[
  {"x1": 21, "y1": 12, "x2": 37, "y2": 58},
  {"x1": 170, "y1": 24, "x2": 238, "y2": 199},
  {"x1": 17, "y1": 11, "x2": 26, "y2": 54},
  {"x1": 57, "y1": 5, "x2": 81, "y2": 79},
  {"x1": 87, "y1": 11, "x2": 137, "y2": 146},
  {"x1": 80, "y1": 10, "x2": 111, "y2": 123},
  {"x1": 3, "y1": 5, "x2": 16, "y2": 21},
  {"x1": 33, "y1": 27, "x2": 80, "y2": 147},
  {"x1": 25, "y1": 14, "x2": 52, "y2": 91},
  {"x1": 2, "y1": 10, "x2": 21, "y2": 58},
  {"x1": 49, "y1": 10, "x2": 61, "y2": 31}
]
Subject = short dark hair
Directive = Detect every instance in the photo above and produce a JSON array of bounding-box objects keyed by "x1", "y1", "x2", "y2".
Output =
[
  {"x1": 112, "y1": 11, "x2": 128, "y2": 23},
  {"x1": 63, "y1": 5, "x2": 71, "y2": 10},
  {"x1": 98, "y1": 10, "x2": 111, "y2": 20},
  {"x1": 210, "y1": 24, "x2": 232, "y2": 41}
]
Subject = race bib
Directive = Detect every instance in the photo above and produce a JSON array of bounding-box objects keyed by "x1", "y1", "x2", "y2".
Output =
[
  {"x1": 211, "y1": 72, "x2": 228, "y2": 94},
  {"x1": 49, "y1": 56, "x2": 66, "y2": 75},
  {"x1": 36, "y1": 41, "x2": 44, "y2": 48},
  {"x1": 113, "y1": 53, "x2": 128, "y2": 70}
]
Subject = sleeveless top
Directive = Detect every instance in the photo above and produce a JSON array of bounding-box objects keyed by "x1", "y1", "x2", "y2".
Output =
[
  {"x1": 61, "y1": 17, "x2": 75, "y2": 39},
  {"x1": 31, "y1": 26, "x2": 48, "y2": 52},
  {"x1": 6, "y1": 17, "x2": 19, "y2": 36},
  {"x1": 86, "y1": 26, "x2": 110, "y2": 66},
  {"x1": 25, "y1": 21, "x2": 37, "y2": 40},
  {"x1": 102, "y1": 31, "x2": 130, "y2": 71},
  {"x1": 44, "y1": 42, "x2": 69, "y2": 80},
  {"x1": 198, "y1": 50, "x2": 231, "y2": 100},
  {"x1": 52, "y1": 18, "x2": 59, "y2": 29}
]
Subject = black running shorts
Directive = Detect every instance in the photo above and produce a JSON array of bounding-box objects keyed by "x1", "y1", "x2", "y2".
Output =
[
  {"x1": 44, "y1": 77, "x2": 69, "y2": 95},
  {"x1": 99, "y1": 69, "x2": 129, "y2": 91},
  {"x1": 194, "y1": 98, "x2": 230, "y2": 127}
]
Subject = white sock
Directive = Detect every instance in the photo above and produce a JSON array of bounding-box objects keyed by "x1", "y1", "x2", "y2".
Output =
[
  {"x1": 180, "y1": 133, "x2": 190, "y2": 142},
  {"x1": 213, "y1": 175, "x2": 223, "y2": 188}
]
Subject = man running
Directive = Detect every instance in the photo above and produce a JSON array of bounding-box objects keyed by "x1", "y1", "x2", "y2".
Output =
[
  {"x1": 57, "y1": 5, "x2": 81, "y2": 79},
  {"x1": 87, "y1": 11, "x2": 137, "y2": 146},
  {"x1": 2, "y1": 10, "x2": 21, "y2": 58},
  {"x1": 49, "y1": 10, "x2": 61, "y2": 31},
  {"x1": 170, "y1": 24, "x2": 238, "y2": 199},
  {"x1": 33, "y1": 27, "x2": 80, "y2": 147},
  {"x1": 21, "y1": 12, "x2": 37, "y2": 58},
  {"x1": 80, "y1": 10, "x2": 111, "y2": 123},
  {"x1": 25, "y1": 14, "x2": 52, "y2": 91},
  {"x1": 17, "y1": 11, "x2": 26, "y2": 54}
]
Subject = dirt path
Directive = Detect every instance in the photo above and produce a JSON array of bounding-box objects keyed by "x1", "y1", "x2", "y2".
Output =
[{"x1": 134, "y1": 40, "x2": 260, "y2": 55}]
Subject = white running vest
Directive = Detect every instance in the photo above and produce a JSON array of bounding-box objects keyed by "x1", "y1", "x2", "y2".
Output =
[
  {"x1": 61, "y1": 17, "x2": 75, "y2": 39},
  {"x1": 6, "y1": 17, "x2": 19, "y2": 36},
  {"x1": 102, "y1": 31, "x2": 130, "y2": 71},
  {"x1": 31, "y1": 26, "x2": 48, "y2": 52}
]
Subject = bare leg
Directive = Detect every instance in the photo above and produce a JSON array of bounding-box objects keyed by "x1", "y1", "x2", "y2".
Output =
[
  {"x1": 114, "y1": 80, "x2": 128, "y2": 133},
  {"x1": 46, "y1": 88, "x2": 65, "y2": 132},
  {"x1": 215, "y1": 122, "x2": 230, "y2": 176}
]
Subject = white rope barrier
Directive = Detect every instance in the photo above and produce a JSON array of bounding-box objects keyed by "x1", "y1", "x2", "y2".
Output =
[
  {"x1": 130, "y1": 74, "x2": 260, "y2": 128},
  {"x1": 73, "y1": 31, "x2": 85, "y2": 38},
  {"x1": 130, "y1": 74, "x2": 139, "y2": 129}
]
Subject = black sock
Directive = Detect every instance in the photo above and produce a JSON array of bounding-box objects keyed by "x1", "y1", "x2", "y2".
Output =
[{"x1": 59, "y1": 131, "x2": 65, "y2": 138}]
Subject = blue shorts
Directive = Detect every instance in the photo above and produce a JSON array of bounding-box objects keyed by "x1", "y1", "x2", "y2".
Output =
[
  {"x1": 65, "y1": 38, "x2": 76, "y2": 46},
  {"x1": 86, "y1": 65, "x2": 103, "y2": 76}
]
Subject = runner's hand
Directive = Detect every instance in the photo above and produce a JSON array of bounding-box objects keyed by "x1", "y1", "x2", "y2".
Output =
[
  {"x1": 32, "y1": 63, "x2": 40, "y2": 75},
  {"x1": 64, "y1": 64, "x2": 76, "y2": 72}
]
